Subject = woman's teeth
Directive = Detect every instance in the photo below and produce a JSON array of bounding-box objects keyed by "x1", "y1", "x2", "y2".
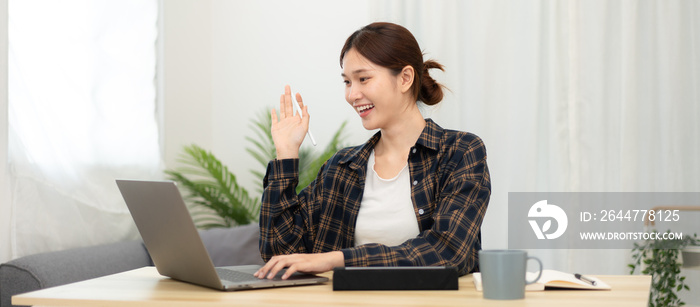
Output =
[{"x1": 356, "y1": 104, "x2": 375, "y2": 112}]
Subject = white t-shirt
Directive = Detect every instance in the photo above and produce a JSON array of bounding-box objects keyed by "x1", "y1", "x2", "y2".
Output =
[{"x1": 354, "y1": 150, "x2": 420, "y2": 247}]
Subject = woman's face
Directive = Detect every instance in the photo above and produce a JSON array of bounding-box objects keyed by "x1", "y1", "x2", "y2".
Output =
[{"x1": 341, "y1": 48, "x2": 408, "y2": 131}]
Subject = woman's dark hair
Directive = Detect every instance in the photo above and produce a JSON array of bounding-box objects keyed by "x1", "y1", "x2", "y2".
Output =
[{"x1": 340, "y1": 22, "x2": 445, "y2": 106}]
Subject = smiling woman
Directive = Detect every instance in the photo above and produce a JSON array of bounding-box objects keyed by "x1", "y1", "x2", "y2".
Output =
[
  {"x1": 257, "y1": 22, "x2": 491, "y2": 280},
  {"x1": 7, "y1": 0, "x2": 161, "y2": 259}
]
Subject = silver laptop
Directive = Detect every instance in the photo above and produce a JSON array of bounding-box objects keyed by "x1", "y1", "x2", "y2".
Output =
[{"x1": 116, "y1": 179, "x2": 329, "y2": 291}]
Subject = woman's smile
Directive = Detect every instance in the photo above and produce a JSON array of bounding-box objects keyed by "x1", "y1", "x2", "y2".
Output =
[{"x1": 355, "y1": 103, "x2": 375, "y2": 117}]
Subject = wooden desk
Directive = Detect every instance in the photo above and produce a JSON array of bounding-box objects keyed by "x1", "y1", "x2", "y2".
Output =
[{"x1": 14, "y1": 266, "x2": 651, "y2": 307}]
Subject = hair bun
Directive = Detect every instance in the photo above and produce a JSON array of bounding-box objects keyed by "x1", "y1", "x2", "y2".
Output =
[{"x1": 419, "y1": 60, "x2": 445, "y2": 106}]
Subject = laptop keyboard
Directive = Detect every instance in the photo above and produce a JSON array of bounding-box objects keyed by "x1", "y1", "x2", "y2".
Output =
[{"x1": 215, "y1": 268, "x2": 262, "y2": 283}]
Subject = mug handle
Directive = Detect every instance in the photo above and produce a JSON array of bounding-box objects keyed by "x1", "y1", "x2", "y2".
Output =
[{"x1": 525, "y1": 256, "x2": 543, "y2": 285}]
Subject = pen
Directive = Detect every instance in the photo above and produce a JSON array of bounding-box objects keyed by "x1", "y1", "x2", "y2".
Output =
[
  {"x1": 574, "y1": 273, "x2": 597, "y2": 286},
  {"x1": 291, "y1": 93, "x2": 317, "y2": 146}
]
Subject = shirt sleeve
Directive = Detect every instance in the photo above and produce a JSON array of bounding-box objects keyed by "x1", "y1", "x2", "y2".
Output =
[
  {"x1": 340, "y1": 136, "x2": 491, "y2": 275},
  {"x1": 258, "y1": 158, "x2": 319, "y2": 262}
]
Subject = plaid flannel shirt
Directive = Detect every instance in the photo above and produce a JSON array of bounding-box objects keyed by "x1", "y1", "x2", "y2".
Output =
[{"x1": 259, "y1": 119, "x2": 490, "y2": 275}]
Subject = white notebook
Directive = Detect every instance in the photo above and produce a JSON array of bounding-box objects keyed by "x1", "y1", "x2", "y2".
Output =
[{"x1": 473, "y1": 269, "x2": 612, "y2": 291}]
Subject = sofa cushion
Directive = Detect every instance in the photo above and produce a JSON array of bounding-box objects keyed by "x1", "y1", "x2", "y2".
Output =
[
  {"x1": 199, "y1": 223, "x2": 264, "y2": 267},
  {"x1": 0, "y1": 240, "x2": 151, "y2": 307}
]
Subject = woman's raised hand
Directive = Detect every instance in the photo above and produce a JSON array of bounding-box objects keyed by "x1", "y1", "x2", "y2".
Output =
[{"x1": 271, "y1": 85, "x2": 310, "y2": 159}]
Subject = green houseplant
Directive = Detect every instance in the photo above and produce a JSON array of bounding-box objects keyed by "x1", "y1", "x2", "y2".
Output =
[
  {"x1": 165, "y1": 108, "x2": 347, "y2": 229},
  {"x1": 629, "y1": 231, "x2": 698, "y2": 307}
]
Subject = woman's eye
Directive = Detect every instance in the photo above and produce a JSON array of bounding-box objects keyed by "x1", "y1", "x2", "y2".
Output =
[
  {"x1": 359, "y1": 77, "x2": 369, "y2": 82},
  {"x1": 343, "y1": 80, "x2": 350, "y2": 85}
]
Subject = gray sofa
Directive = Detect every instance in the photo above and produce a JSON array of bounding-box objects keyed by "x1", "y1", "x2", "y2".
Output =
[{"x1": 0, "y1": 223, "x2": 264, "y2": 307}]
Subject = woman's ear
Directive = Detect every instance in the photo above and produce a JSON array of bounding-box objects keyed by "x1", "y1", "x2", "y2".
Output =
[{"x1": 398, "y1": 65, "x2": 415, "y2": 94}]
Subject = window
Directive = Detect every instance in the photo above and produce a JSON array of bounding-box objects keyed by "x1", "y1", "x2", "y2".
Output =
[{"x1": 8, "y1": 0, "x2": 161, "y2": 257}]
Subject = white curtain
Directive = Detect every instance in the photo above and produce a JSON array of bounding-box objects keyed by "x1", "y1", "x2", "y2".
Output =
[
  {"x1": 8, "y1": 0, "x2": 161, "y2": 258},
  {"x1": 370, "y1": 0, "x2": 700, "y2": 275}
]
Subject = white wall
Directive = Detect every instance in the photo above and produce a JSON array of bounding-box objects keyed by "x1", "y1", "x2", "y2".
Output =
[
  {"x1": 163, "y1": 0, "x2": 373, "y2": 196},
  {"x1": 162, "y1": 0, "x2": 214, "y2": 168}
]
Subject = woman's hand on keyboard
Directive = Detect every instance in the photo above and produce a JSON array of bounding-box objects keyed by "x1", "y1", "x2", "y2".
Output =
[{"x1": 254, "y1": 251, "x2": 344, "y2": 280}]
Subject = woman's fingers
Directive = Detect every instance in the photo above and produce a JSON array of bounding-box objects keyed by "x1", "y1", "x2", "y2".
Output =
[
  {"x1": 278, "y1": 94, "x2": 285, "y2": 119},
  {"x1": 267, "y1": 259, "x2": 290, "y2": 279},
  {"x1": 254, "y1": 257, "x2": 275, "y2": 278},
  {"x1": 278, "y1": 85, "x2": 304, "y2": 120},
  {"x1": 281, "y1": 265, "x2": 298, "y2": 280},
  {"x1": 271, "y1": 107, "x2": 278, "y2": 120},
  {"x1": 284, "y1": 85, "x2": 294, "y2": 119},
  {"x1": 296, "y1": 92, "x2": 304, "y2": 109},
  {"x1": 255, "y1": 255, "x2": 287, "y2": 280},
  {"x1": 292, "y1": 92, "x2": 309, "y2": 125}
]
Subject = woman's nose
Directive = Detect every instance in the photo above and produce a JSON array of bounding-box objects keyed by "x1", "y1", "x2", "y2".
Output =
[{"x1": 346, "y1": 85, "x2": 361, "y2": 103}]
